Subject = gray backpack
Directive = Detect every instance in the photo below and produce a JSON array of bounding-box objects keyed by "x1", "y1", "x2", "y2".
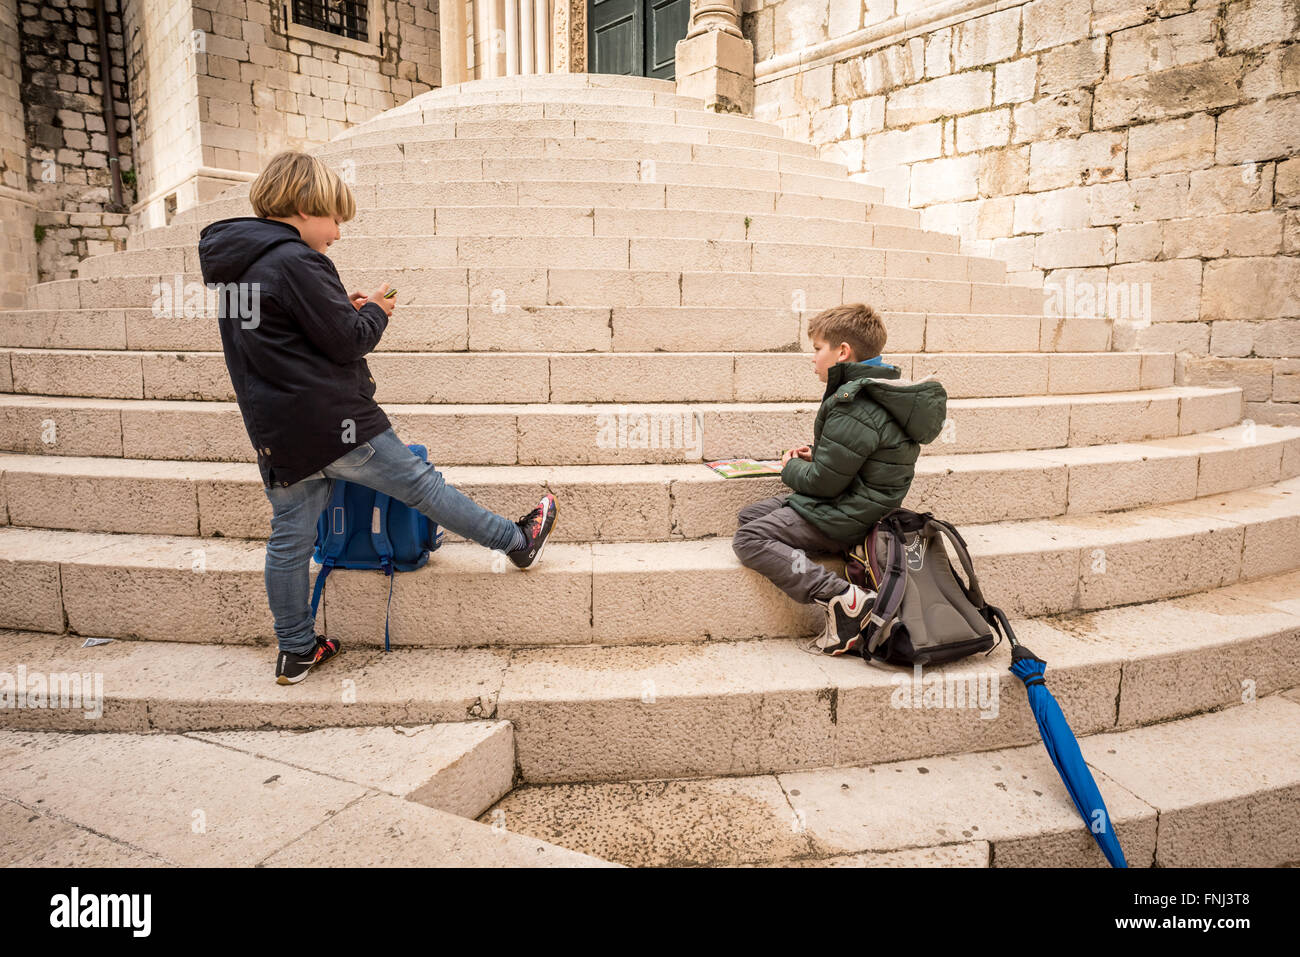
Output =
[{"x1": 844, "y1": 508, "x2": 1014, "y2": 666}]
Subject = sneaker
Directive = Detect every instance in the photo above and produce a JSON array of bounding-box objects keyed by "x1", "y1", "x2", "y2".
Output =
[
  {"x1": 812, "y1": 584, "x2": 876, "y2": 656},
  {"x1": 275, "y1": 635, "x2": 343, "y2": 685},
  {"x1": 507, "y1": 493, "x2": 557, "y2": 569}
]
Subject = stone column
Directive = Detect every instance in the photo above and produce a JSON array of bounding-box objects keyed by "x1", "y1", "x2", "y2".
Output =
[
  {"x1": 520, "y1": 0, "x2": 534, "y2": 73},
  {"x1": 674, "y1": 0, "x2": 753, "y2": 114},
  {"x1": 552, "y1": 0, "x2": 585, "y2": 73},
  {"x1": 438, "y1": 0, "x2": 467, "y2": 85},
  {"x1": 486, "y1": 0, "x2": 501, "y2": 77},
  {"x1": 534, "y1": 0, "x2": 550, "y2": 72},
  {"x1": 504, "y1": 0, "x2": 519, "y2": 74}
]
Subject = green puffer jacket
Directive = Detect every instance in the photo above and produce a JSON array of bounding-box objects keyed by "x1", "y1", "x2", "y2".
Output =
[{"x1": 781, "y1": 360, "x2": 948, "y2": 546}]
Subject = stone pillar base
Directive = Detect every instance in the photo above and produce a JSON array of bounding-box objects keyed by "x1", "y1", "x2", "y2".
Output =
[{"x1": 674, "y1": 29, "x2": 754, "y2": 116}]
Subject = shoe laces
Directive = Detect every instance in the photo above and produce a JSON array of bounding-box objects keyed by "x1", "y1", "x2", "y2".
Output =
[{"x1": 517, "y1": 506, "x2": 541, "y2": 542}]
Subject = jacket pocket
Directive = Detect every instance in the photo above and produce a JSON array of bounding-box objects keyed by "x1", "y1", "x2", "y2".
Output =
[{"x1": 330, "y1": 440, "x2": 376, "y2": 470}]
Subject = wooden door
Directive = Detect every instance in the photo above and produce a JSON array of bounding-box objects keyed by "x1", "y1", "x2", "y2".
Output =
[{"x1": 589, "y1": 0, "x2": 691, "y2": 79}]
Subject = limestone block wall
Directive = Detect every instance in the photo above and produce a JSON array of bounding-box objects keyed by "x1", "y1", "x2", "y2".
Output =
[
  {"x1": 127, "y1": 0, "x2": 440, "y2": 230},
  {"x1": 745, "y1": 0, "x2": 1300, "y2": 424},
  {"x1": 123, "y1": 0, "x2": 203, "y2": 232},
  {"x1": 0, "y1": 0, "x2": 37, "y2": 306},
  {"x1": 15, "y1": 0, "x2": 134, "y2": 283}
]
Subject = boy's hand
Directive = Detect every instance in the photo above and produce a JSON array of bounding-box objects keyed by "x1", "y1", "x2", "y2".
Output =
[
  {"x1": 349, "y1": 290, "x2": 367, "y2": 310},
  {"x1": 362, "y1": 283, "x2": 395, "y2": 317},
  {"x1": 795, "y1": 444, "x2": 812, "y2": 461}
]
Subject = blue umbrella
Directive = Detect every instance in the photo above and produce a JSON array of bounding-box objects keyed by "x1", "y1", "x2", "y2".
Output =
[{"x1": 987, "y1": 606, "x2": 1128, "y2": 868}]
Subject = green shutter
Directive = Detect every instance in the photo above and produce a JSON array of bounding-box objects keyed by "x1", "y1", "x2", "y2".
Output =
[
  {"x1": 590, "y1": 0, "x2": 642, "y2": 76},
  {"x1": 589, "y1": 0, "x2": 690, "y2": 79}
]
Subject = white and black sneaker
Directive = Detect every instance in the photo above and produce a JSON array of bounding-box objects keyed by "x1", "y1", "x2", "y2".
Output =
[
  {"x1": 275, "y1": 635, "x2": 343, "y2": 685},
  {"x1": 507, "y1": 493, "x2": 557, "y2": 569},
  {"x1": 812, "y1": 583, "x2": 876, "y2": 656}
]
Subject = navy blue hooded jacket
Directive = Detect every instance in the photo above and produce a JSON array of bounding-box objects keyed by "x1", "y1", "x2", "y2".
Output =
[{"x1": 198, "y1": 216, "x2": 391, "y2": 488}]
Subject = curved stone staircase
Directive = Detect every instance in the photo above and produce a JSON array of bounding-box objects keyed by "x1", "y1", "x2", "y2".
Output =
[{"x1": 1, "y1": 73, "x2": 1298, "y2": 867}]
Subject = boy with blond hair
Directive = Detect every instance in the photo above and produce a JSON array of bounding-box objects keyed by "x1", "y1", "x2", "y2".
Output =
[
  {"x1": 199, "y1": 151, "x2": 556, "y2": 684},
  {"x1": 732, "y1": 303, "x2": 947, "y2": 655}
]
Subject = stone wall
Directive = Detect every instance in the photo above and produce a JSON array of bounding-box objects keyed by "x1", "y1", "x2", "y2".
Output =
[
  {"x1": 122, "y1": 0, "x2": 203, "y2": 232},
  {"x1": 124, "y1": 0, "x2": 439, "y2": 230},
  {"x1": 16, "y1": 0, "x2": 133, "y2": 284},
  {"x1": 0, "y1": 0, "x2": 37, "y2": 307},
  {"x1": 745, "y1": 0, "x2": 1300, "y2": 424}
]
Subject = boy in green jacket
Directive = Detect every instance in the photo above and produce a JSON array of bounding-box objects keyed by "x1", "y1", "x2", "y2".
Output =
[{"x1": 732, "y1": 303, "x2": 948, "y2": 655}]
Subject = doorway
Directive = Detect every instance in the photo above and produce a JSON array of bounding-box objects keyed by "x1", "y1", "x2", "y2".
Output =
[{"x1": 588, "y1": 0, "x2": 691, "y2": 79}]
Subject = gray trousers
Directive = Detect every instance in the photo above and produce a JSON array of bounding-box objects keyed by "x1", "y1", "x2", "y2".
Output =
[{"x1": 731, "y1": 495, "x2": 852, "y2": 604}]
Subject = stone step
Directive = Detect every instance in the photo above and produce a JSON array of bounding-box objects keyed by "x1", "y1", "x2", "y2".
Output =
[
  {"x1": 3, "y1": 565, "x2": 1298, "y2": 786},
  {"x1": 0, "y1": 349, "x2": 1168, "y2": 403},
  {"x1": 128, "y1": 205, "x2": 959, "y2": 255},
  {"x1": 1, "y1": 423, "x2": 1292, "y2": 541},
  {"x1": 0, "y1": 307, "x2": 1114, "y2": 354},
  {"x1": 183, "y1": 720, "x2": 517, "y2": 820},
  {"x1": 84, "y1": 231, "x2": 999, "y2": 281},
  {"x1": 313, "y1": 132, "x2": 856, "y2": 180},
  {"x1": 209, "y1": 155, "x2": 894, "y2": 215},
  {"x1": 401, "y1": 75, "x2": 702, "y2": 110},
  {"x1": 484, "y1": 692, "x2": 1300, "y2": 867},
  {"x1": 0, "y1": 723, "x2": 610, "y2": 866},
  {"x1": 169, "y1": 179, "x2": 891, "y2": 230},
  {"x1": 311, "y1": 116, "x2": 821, "y2": 160},
  {"x1": 2, "y1": 475, "x2": 1295, "y2": 645},
  {"x1": 314, "y1": 96, "x2": 832, "y2": 165},
  {"x1": 28, "y1": 266, "x2": 1048, "y2": 316},
  {"x1": 382, "y1": 91, "x2": 706, "y2": 121},
  {"x1": 343, "y1": 99, "x2": 793, "y2": 144},
  {"x1": 427, "y1": 71, "x2": 679, "y2": 98},
  {"x1": 0, "y1": 387, "x2": 1243, "y2": 463}
]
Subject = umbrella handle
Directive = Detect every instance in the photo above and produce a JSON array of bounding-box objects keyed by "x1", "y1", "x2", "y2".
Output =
[{"x1": 983, "y1": 604, "x2": 1020, "y2": 651}]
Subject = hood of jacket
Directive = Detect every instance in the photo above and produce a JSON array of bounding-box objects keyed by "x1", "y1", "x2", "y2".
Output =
[
  {"x1": 198, "y1": 216, "x2": 307, "y2": 286},
  {"x1": 824, "y1": 359, "x2": 948, "y2": 445}
]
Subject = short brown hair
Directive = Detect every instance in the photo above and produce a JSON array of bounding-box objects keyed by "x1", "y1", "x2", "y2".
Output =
[
  {"x1": 807, "y1": 303, "x2": 887, "y2": 361},
  {"x1": 249, "y1": 150, "x2": 356, "y2": 221}
]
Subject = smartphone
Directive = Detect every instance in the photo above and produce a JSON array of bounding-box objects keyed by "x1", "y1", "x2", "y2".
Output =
[{"x1": 383, "y1": 287, "x2": 397, "y2": 299}]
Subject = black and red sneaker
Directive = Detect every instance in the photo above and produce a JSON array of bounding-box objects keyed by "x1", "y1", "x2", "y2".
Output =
[
  {"x1": 276, "y1": 635, "x2": 343, "y2": 685},
  {"x1": 507, "y1": 493, "x2": 557, "y2": 569}
]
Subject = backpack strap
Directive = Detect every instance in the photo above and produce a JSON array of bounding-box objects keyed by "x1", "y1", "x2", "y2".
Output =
[
  {"x1": 980, "y1": 603, "x2": 1014, "y2": 655},
  {"x1": 309, "y1": 560, "x2": 334, "y2": 619},
  {"x1": 309, "y1": 484, "x2": 351, "y2": 618},
  {"x1": 381, "y1": 573, "x2": 395, "y2": 653},
  {"x1": 861, "y1": 521, "x2": 908, "y2": 656},
  {"x1": 371, "y1": 492, "x2": 397, "y2": 652},
  {"x1": 924, "y1": 516, "x2": 987, "y2": 609},
  {"x1": 370, "y1": 493, "x2": 396, "y2": 572}
]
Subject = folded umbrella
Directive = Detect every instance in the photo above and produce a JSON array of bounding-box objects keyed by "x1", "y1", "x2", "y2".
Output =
[{"x1": 987, "y1": 606, "x2": 1128, "y2": 868}]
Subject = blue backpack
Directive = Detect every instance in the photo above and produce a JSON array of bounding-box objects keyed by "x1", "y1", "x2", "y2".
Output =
[{"x1": 309, "y1": 443, "x2": 444, "y2": 651}]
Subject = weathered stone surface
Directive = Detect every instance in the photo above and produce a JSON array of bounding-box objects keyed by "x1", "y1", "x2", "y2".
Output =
[
  {"x1": 1127, "y1": 114, "x2": 1216, "y2": 177},
  {"x1": 1216, "y1": 94, "x2": 1300, "y2": 166},
  {"x1": 1093, "y1": 58, "x2": 1243, "y2": 129}
]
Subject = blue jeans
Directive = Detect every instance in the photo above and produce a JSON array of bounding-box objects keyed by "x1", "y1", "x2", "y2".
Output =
[{"x1": 262, "y1": 427, "x2": 521, "y2": 654}]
